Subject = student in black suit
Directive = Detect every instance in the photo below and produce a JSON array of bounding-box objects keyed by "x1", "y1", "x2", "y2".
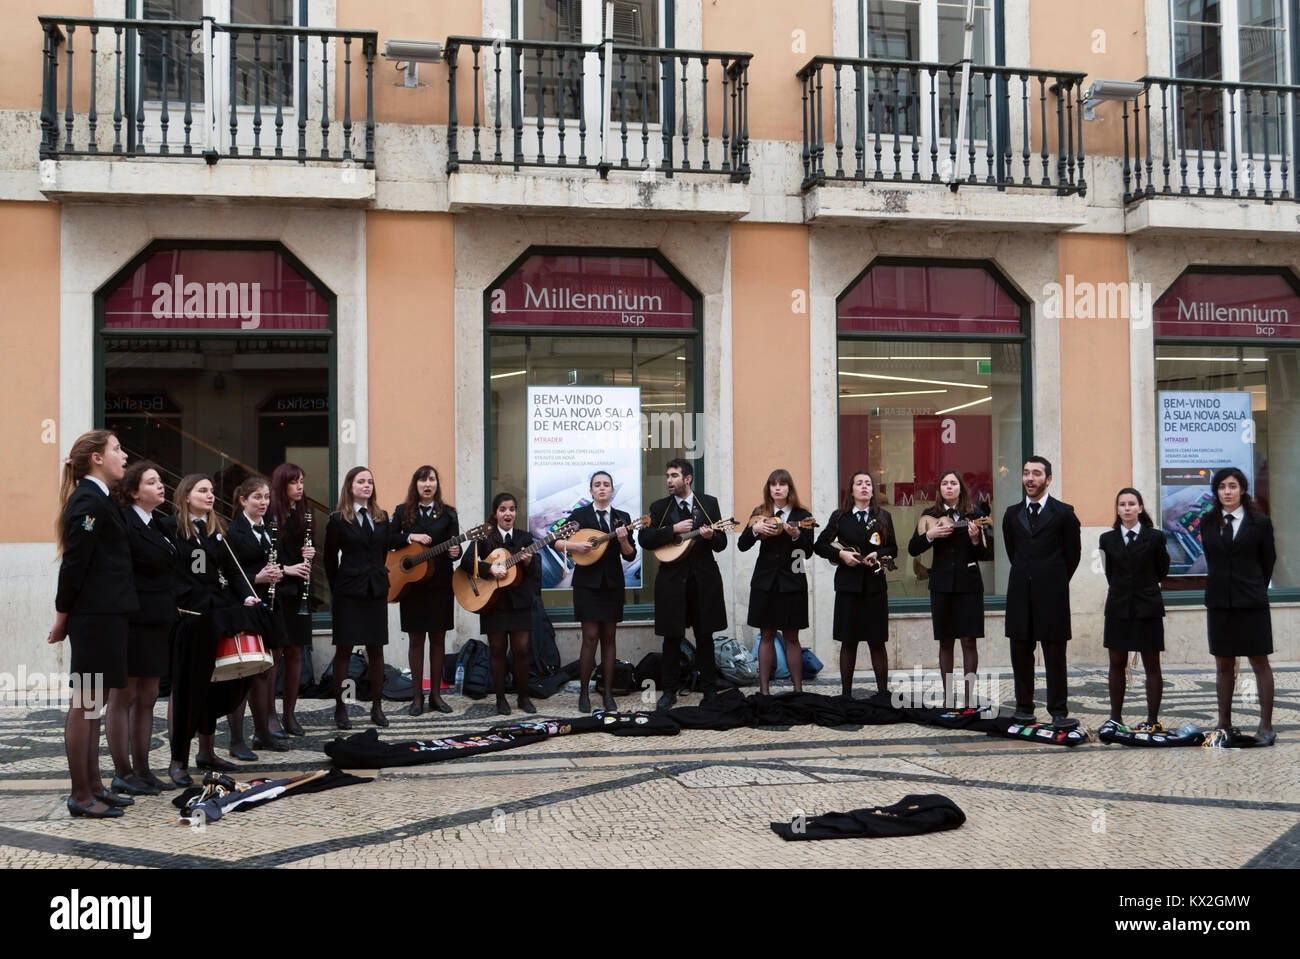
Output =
[
  {"x1": 167, "y1": 474, "x2": 261, "y2": 788},
  {"x1": 738, "y1": 468, "x2": 814, "y2": 695},
  {"x1": 1098, "y1": 487, "x2": 1169, "y2": 733},
  {"x1": 226, "y1": 477, "x2": 288, "y2": 755},
  {"x1": 1202, "y1": 466, "x2": 1276, "y2": 745},
  {"x1": 391, "y1": 465, "x2": 462, "y2": 716},
  {"x1": 637, "y1": 458, "x2": 729, "y2": 709},
  {"x1": 268, "y1": 462, "x2": 316, "y2": 736},
  {"x1": 323, "y1": 466, "x2": 391, "y2": 730},
  {"x1": 557, "y1": 471, "x2": 637, "y2": 712},
  {"x1": 106, "y1": 462, "x2": 178, "y2": 796},
  {"x1": 48, "y1": 430, "x2": 137, "y2": 818},
  {"x1": 459, "y1": 491, "x2": 538, "y2": 716},
  {"x1": 908, "y1": 470, "x2": 992, "y2": 709},
  {"x1": 1002, "y1": 455, "x2": 1082, "y2": 728},
  {"x1": 815, "y1": 470, "x2": 897, "y2": 698}
]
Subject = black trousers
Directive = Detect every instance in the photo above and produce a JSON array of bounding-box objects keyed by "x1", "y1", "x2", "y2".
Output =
[
  {"x1": 661, "y1": 574, "x2": 717, "y2": 694},
  {"x1": 1009, "y1": 638, "x2": 1068, "y2": 717}
]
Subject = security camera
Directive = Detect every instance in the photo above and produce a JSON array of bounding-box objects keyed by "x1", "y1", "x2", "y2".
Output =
[
  {"x1": 382, "y1": 39, "x2": 443, "y2": 87},
  {"x1": 1082, "y1": 79, "x2": 1146, "y2": 120}
]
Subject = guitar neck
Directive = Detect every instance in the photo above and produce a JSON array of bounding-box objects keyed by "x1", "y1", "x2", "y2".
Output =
[
  {"x1": 410, "y1": 532, "x2": 466, "y2": 566},
  {"x1": 503, "y1": 532, "x2": 555, "y2": 569}
]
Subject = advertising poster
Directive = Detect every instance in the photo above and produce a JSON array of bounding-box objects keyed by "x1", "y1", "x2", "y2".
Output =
[
  {"x1": 527, "y1": 386, "x2": 642, "y2": 589},
  {"x1": 1157, "y1": 391, "x2": 1254, "y2": 575}
]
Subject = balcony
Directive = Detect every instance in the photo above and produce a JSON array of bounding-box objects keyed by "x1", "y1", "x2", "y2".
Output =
[
  {"x1": 1120, "y1": 76, "x2": 1300, "y2": 237},
  {"x1": 37, "y1": 15, "x2": 378, "y2": 204},
  {"x1": 443, "y1": 35, "x2": 752, "y2": 219},
  {"x1": 796, "y1": 55, "x2": 1088, "y2": 230}
]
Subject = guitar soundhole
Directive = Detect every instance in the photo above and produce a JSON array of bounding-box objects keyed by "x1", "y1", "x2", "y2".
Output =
[{"x1": 402, "y1": 558, "x2": 413, "y2": 571}]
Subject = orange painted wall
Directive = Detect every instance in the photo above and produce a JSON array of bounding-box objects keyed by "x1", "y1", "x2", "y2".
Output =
[
  {"x1": 1056, "y1": 233, "x2": 1132, "y2": 526},
  {"x1": 729, "y1": 223, "x2": 811, "y2": 513},
  {"x1": 702, "y1": 0, "x2": 831, "y2": 142},
  {"x1": 1029, "y1": 0, "x2": 1148, "y2": 158},
  {"x1": 337, "y1": 0, "x2": 482, "y2": 126},
  {"x1": 0, "y1": 202, "x2": 61, "y2": 542},
  {"x1": 2, "y1": 0, "x2": 94, "y2": 111},
  {"x1": 365, "y1": 211, "x2": 457, "y2": 509}
]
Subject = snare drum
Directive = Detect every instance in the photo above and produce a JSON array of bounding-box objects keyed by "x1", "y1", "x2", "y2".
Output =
[{"x1": 211, "y1": 632, "x2": 272, "y2": 681}]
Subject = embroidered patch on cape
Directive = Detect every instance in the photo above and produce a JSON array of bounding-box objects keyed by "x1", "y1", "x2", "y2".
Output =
[{"x1": 81, "y1": 515, "x2": 96, "y2": 532}]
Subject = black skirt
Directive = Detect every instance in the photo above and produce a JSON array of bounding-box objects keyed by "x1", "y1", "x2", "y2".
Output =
[
  {"x1": 480, "y1": 602, "x2": 532, "y2": 635},
  {"x1": 399, "y1": 578, "x2": 456, "y2": 633},
  {"x1": 1103, "y1": 616, "x2": 1164, "y2": 653},
  {"x1": 747, "y1": 587, "x2": 808, "y2": 631},
  {"x1": 929, "y1": 591, "x2": 984, "y2": 642},
  {"x1": 68, "y1": 613, "x2": 129, "y2": 690},
  {"x1": 1207, "y1": 607, "x2": 1272, "y2": 657},
  {"x1": 126, "y1": 621, "x2": 171, "y2": 678},
  {"x1": 832, "y1": 590, "x2": 888, "y2": 644},
  {"x1": 574, "y1": 585, "x2": 624, "y2": 624},
  {"x1": 332, "y1": 593, "x2": 388, "y2": 646},
  {"x1": 168, "y1": 613, "x2": 250, "y2": 759},
  {"x1": 276, "y1": 591, "x2": 314, "y2": 646}
]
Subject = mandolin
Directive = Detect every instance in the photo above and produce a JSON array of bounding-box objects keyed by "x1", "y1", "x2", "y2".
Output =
[
  {"x1": 917, "y1": 513, "x2": 993, "y2": 547},
  {"x1": 453, "y1": 521, "x2": 579, "y2": 613},
  {"x1": 652, "y1": 517, "x2": 737, "y2": 564},
  {"x1": 387, "y1": 523, "x2": 492, "y2": 603},
  {"x1": 749, "y1": 514, "x2": 819, "y2": 532},
  {"x1": 564, "y1": 514, "x2": 651, "y2": 567}
]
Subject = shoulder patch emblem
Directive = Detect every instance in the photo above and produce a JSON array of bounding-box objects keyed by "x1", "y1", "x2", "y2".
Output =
[{"x1": 81, "y1": 515, "x2": 96, "y2": 532}]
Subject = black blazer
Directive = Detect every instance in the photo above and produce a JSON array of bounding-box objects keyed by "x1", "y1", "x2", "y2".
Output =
[
  {"x1": 323, "y1": 509, "x2": 391, "y2": 600},
  {"x1": 1099, "y1": 525, "x2": 1169, "y2": 620},
  {"x1": 458, "y1": 526, "x2": 540, "y2": 612},
  {"x1": 172, "y1": 521, "x2": 253, "y2": 614},
  {"x1": 568, "y1": 503, "x2": 637, "y2": 590},
  {"x1": 907, "y1": 510, "x2": 992, "y2": 594},
  {"x1": 814, "y1": 508, "x2": 898, "y2": 596},
  {"x1": 226, "y1": 513, "x2": 276, "y2": 604},
  {"x1": 1001, "y1": 496, "x2": 1082, "y2": 641},
  {"x1": 638, "y1": 492, "x2": 728, "y2": 636},
  {"x1": 56, "y1": 479, "x2": 138, "y2": 617},
  {"x1": 389, "y1": 503, "x2": 461, "y2": 588},
  {"x1": 123, "y1": 507, "x2": 179, "y2": 628},
  {"x1": 1203, "y1": 511, "x2": 1275, "y2": 610},
  {"x1": 737, "y1": 506, "x2": 813, "y2": 593}
]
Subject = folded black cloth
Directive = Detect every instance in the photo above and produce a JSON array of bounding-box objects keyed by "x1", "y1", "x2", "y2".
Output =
[
  {"x1": 324, "y1": 726, "x2": 549, "y2": 768},
  {"x1": 770, "y1": 794, "x2": 966, "y2": 841}
]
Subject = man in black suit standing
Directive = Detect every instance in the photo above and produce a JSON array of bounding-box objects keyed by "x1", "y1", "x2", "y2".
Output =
[
  {"x1": 1002, "y1": 455, "x2": 1082, "y2": 728},
  {"x1": 638, "y1": 458, "x2": 729, "y2": 709}
]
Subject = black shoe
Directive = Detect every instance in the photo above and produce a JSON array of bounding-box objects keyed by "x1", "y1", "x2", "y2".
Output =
[
  {"x1": 1011, "y1": 711, "x2": 1037, "y2": 724},
  {"x1": 430, "y1": 697, "x2": 454, "y2": 714},
  {"x1": 495, "y1": 696, "x2": 511, "y2": 716},
  {"x1": 334, "y1": 704, "x2": 352, "y2": 730},
  {"x1": 228, "y1": 742, "x2": 258, "y2": 762},
  {"x1": 282, "y1": 717, "x2": 306, "y2": 737},
  {"x1": 67, "y1": 798, "x2": 124, "y2": 819},
  {"x1": 1050, "y1": 714, "x2": 1079, "y2": 730},
  {"x1": 94, "y1": 788, "x2": 133, "y2": 808},
  {"x1": 578, "y1": 692, "x2": 592, "y2": 713},
  {"x1": 197, "y1": 754, "x2": 239, "y2": 772},
  {"x1": 655, "y1": 691, "x2": 677, "y2": 711},
  {"x1": 111, "y1": 774, "x2": 159, "y2": 797},
  {"x1": 252, "y1": 735, "x2": 290, "y2": 752},
  {"x1": 602, "y1": 694, "x2": 618, "y2": 713},
  {"x1": 137, "y1": 771, "x2": 174, "y2": 792},
  {"x1": 168, "y1": 765, "x2": 193, "y2": 788},
  {"x1": 1255, "y1": 729, "x2": 1277, "y2": 747},
  {"x1": 408, "y1": 700, "x2": 423, "y2": 717},
  {"x1": 518, "y1": 697, "x2": 537, "y2": 715},
  {"x1": 370, "y1": 706, "x2": 390, "y2": 728}
]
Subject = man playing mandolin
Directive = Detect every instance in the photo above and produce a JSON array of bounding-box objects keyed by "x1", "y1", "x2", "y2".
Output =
[{"x1": 638, "y1": 458, "x2": 731, "y2": 709}]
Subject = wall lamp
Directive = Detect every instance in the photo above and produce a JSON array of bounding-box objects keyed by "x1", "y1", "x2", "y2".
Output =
[
  {"x1": 1082, "y1": 79, "x2": 1146, "y2": 120},
  {"x1": 383, "y1": 39, "x2": 444, "y2": 88}
]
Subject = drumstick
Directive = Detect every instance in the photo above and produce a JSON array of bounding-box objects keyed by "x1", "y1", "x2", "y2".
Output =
[{"x1": 220, "y1": 534, "x2": 262, "y2": 601}]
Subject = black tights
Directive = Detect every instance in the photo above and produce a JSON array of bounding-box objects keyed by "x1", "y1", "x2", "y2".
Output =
[
  {"x1": 579, "y1": 622, "x2": 617, "y2": 695},
  {"x1": 840, "y1": 640, "x2": 888, "y2": 697},
  {"x1": 1107, "y1": 649, "x2": 1162, "y2": 723},
  {"x1": 488, "y1": 630, "x2": 531, "y2": 703}
]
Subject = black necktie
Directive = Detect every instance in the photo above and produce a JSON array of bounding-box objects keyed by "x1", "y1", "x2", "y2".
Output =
[
  {"x1": 1028, "y1": 502, "x2": 1040, "y2": 529},
  {"x1": 947, "y1": 508, "x2": 958, "y2": 521},
  {"x1": 421, "y1": 506, "x2": 433, "y2": 520},
  {"x1": 194, "y1": 518, "x2": 206, "y2": 538},
  {"x1": 253, "y1": 523, "x2": 267, "y2": 548},
  {"x1": 775, "y1": 509, "x2": 784, "y2": 522},
  {"x1": 597, "y1": 510, "x2": 609, "y2": 533},
  {"x1": 504, "y1": 531, "x2": 513, "y2": 548},
  {"x1": 1125, "y1": 529, "x2": 1136, "y2": 547},
  {"x1": 358, "y1": 508, "x2": 371, "y2": 533},
  {"x1": 856, "y1": 510, "x2": 866, "y2": 525},
  {"x1": 1223, "y1": 513, "x2": 1235, "y2": 542},
  {"x1": 678, "y1": 500, "x2": 690, "y2": 519}
]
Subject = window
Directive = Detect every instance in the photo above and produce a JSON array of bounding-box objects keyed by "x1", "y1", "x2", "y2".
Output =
[
  {"x1": 485, "y1": 249, "x2": 701, "y2": 620},
  {"x1": 1152, "y1": 267, "x2": 1300, "y2": 594},
  {"x1": 836, "y1": 260, "x2": 1028, "y2": 603}
]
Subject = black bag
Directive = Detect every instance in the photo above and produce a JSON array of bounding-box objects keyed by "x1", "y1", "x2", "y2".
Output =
[
  {"x1": 632, "y1": 642, "x2": 697, "y2": 692},
  {"x1": 529, "y1": 595, "x2": 561, "y2": 677},
  {"x1": 454, "y1": 639, "x2": 493, "y2": 699},
  {"x1": 382, "y1": 663, "x2": 413, "y2": 701},
  {"x1": 317, "y1": 651, "x2": 367, "y2": 698},
  {"x1": 274, "y1": 644, "x2": 317, "y2": 696},
  {"x1": 594, "y1": 660, "x2": 637, "y2": 695}
]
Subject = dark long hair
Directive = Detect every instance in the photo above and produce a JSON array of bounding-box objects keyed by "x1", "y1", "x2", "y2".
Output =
[
  {"x1": 401, "y1": 465, "x2": 446, "y2": 527},
  {"x1": 115, "y1": 460, "x2": 166, "y2": 511},
  {"x1": 1206, "y1": 466, "x2": 1259, "y2": 530},
  {"x1": 488, "y1": 491, "x2": 517, "y2": 525},
  {"x1": 925, "y1": 470, "x2": 974, "y2": 519},
  {"x1": 1111, "y1": 487, "x2": 1153, "y2": 530},
  {"x1": 757, "y1": 468, "x2": 804, "y2": 517},
  {"x1": 838, "y1": 470, "x2": 892, "y2": 539},
  {"x1": 269, "y1": 462, "x2": 305, "y2": 533}
]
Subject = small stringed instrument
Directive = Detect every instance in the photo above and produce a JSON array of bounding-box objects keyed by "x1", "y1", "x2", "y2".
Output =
[
  {"x1": 917, "y1": 513, "x2": 993, "y2": 547},
  {"x1": 652, "y1": 517, "x2": 737, "y2": 564},
  {"x1": 387, "y1": 523, "x2": 492, "y2": 603},
  {"x1": 453, "y1": 521, "x2": 580, "y2": 613},
  {"x1": 830, "y1": 539, "x2": 898, "y2": 574},
  {"x1": 749, "y1": 515, "x2": 819, "y2": 532},
  {"x1": 564, "y1": 514, "x2": 651, "y2": 567}
]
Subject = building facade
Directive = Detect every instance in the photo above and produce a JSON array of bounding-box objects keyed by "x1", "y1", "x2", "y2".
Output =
[{"x1": 4, "y1": 0, "x2": 1298, "y2": 682}]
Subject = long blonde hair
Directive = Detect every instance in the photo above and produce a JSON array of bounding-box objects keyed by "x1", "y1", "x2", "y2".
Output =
[
  {"x1": 174, "y1": 473, "x2": 228, "y2": 541},
  {"x1": 336, "y1": 466, "x2": 386, "y2": 523},
  {"x1": 56, "y1": 430, "x2": 116, "y2": 556}
]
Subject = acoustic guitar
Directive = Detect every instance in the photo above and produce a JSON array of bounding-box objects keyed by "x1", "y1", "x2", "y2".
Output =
[
  {"x1": 652, "y1": 517, "x2": 737, "y2": 564},
  {"x1": 387, "y1": 523, "x2": 492, "y2": 603},
  {"x1": 453, "y1": 521, "x2": 579, "y2": 613},
  {"x1": 564, "y1": 514, "x2": 651, "y2": 567}
]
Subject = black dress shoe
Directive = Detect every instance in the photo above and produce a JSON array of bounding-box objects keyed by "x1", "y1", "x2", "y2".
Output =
[
  {"x1": 197, "y1": 754, "x2": 239, "y2": 772},
  {"x1": 282, "y1": 717, "x2": 306, "y2": 737},
  {"x1": 68, "y1": 798, "x2": 124, "y2": 819},
  {"x1": 1011, "y1": 711, "x2": 1037, "y2": 724},
  {"x1": 430, "y1": 697, "x2": 454, "y2": 714},
  {"x1": 168, "y1": 765, "x2": 193, "y2": 788},
  {"x1": 408, "y1": 701, "x2": 423, "y2": 717},
  {"x1": 228, "y1": 742, "x2": 258, "y2": 762},
  {"x1": 251, "y1": 735, "x2": 290, "y2": 752},
  {"x1": 370, "y1": 706, "x2": 390, "y2": 728},
  {"x1": 517, "y1": 698, "x2": 537, "y2": 715},
  {"x1": 94, "y1": 788, "x2": 134, "y2": 808},
  {"x1": 335, "y1": 704, "x2": 352, "y2": 730},
  {"x1": 137, "y1": 771, "x2": 174, "y2": 792},
  {"x1": 577, "y1": 692, "x2": 592, "y2": 713},
  {"x1": 495, "y1": 696, "x2": 511, "y2": 716},
  {"x1": 655, "y1": 691, "x2": 677, "y2": 711},
  {"x1": 1050, "y1": 714, "x2": 1080, "y2": 730},
  {"x1": 602, "y1": 694, "x2": 618, "y2": 713},
  {"x1": 111, "y1": 774, "x2": 159, "y2": 796}
]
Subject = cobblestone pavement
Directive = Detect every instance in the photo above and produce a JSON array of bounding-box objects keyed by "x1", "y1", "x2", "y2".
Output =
[{"x1": 1, "y1": 666, "x2": 1296, "y2": 869}]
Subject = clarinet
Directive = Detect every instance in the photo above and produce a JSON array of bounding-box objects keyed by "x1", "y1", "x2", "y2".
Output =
[
  {"x1": 266, "y1": 519, "x2": 279, "y2": 611},
  {"x1": 298, "y1": 506, "x2": 313, "y2": 617}
]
